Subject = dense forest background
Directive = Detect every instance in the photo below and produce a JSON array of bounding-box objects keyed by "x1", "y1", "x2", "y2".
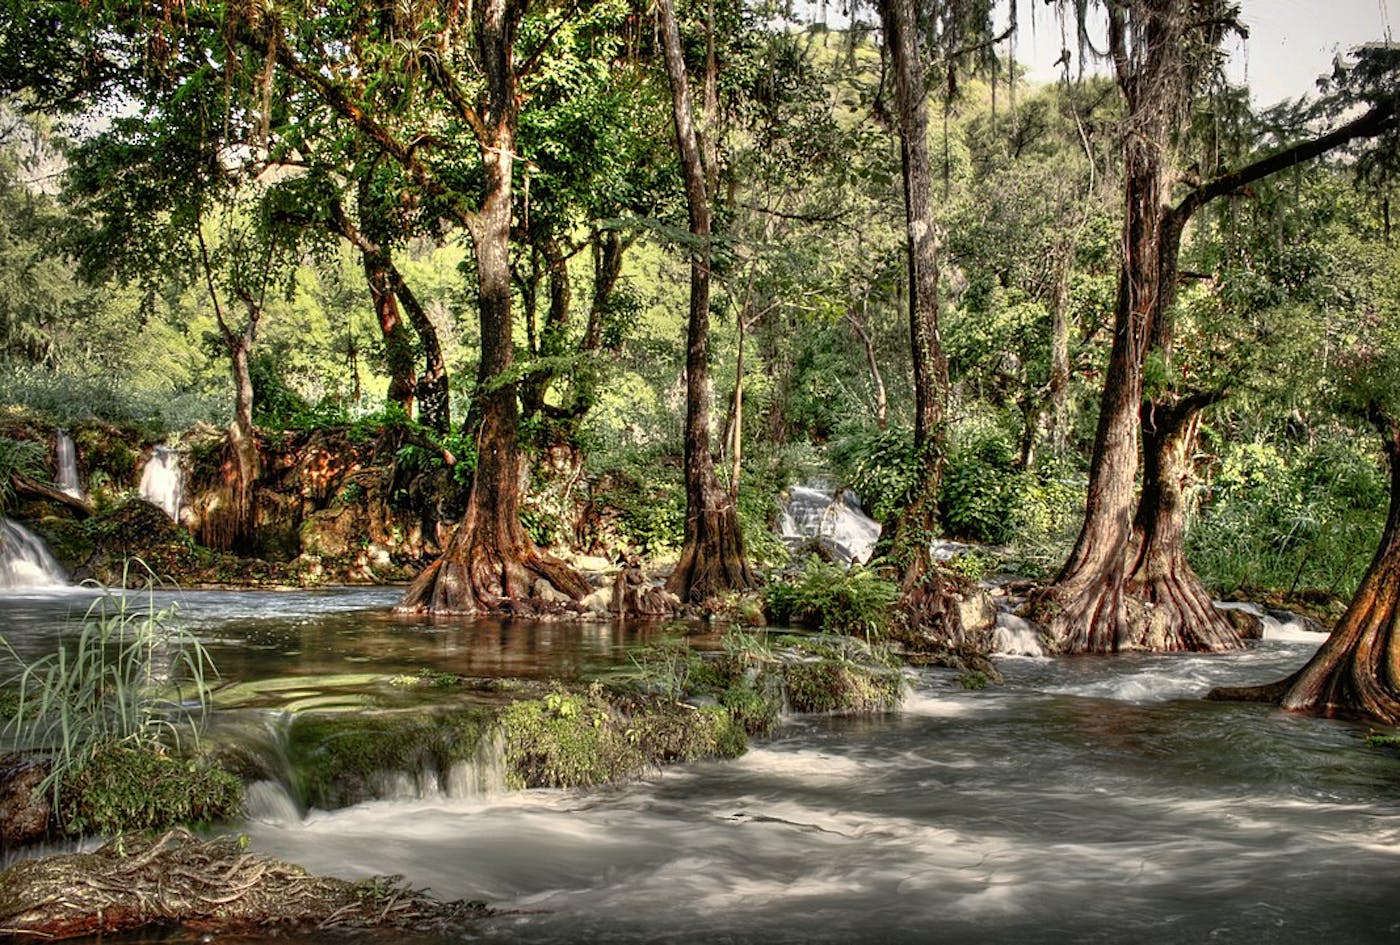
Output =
[{"x1": 0, "y1": 1, "x2": 1395, "y2": 615}]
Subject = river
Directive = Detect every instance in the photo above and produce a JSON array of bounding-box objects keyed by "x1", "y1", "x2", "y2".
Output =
[{"x1": 2, "y1": 587, "x2": 1397, "y2": 944}]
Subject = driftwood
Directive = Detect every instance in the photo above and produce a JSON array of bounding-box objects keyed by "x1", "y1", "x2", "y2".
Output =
[
  {"x1": 10, "y1": 473, "x2": 92, "y2": 519},
  {"x1": 0, "y1": 828, "x2": 487, "y2": 940}
]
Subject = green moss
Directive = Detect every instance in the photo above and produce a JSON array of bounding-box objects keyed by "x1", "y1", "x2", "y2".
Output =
[
  {"x1": 288, "y1": 707, "x2": 495, "y2": 808},
  {"x1": 782, "y1": 660, "x2": 904, "y2": 714},
  {"x1": 0, "y1": 688, "x2": 18, "y2": 721},
  {"x1": 500, "y1": 686, "x2": 749, "y2": 789},
  {"x1": 958, "y1": 670, "x2": 990, "y2": 690},
  {"x1": 500, "y1": 687, "x2": 643, "y2": 789},
  {"x1": 60, "y1": 743, "x2": 242, "y2": 838},
  {"x1": 1366, "y1": 732, "x2": 1400, "y2": 748}
]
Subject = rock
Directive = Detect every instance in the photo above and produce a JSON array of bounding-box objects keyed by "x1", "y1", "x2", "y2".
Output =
[
  {"x1": 0, "y1": 757, "x2": 51, "y2": 852},
  {"x1": 581, "y1": 586, "x2": 615, "y2": 615},
  {"x1": 533, "y1": 579, "x2": 569, "y2": 604},
  {"x1": 955, "y1": 586, "x2": 998, "y2": 637},
  {"x1": 1220, "y1": 605, "x2": 1264, "y2": 640},
  {"x1": 1263, "y1": 606, "x2": 1326, "y2": 635}
]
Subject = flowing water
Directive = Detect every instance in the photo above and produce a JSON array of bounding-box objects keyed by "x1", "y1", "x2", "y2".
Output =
[
  {"x1": 139, "y1": 445, "x2": 185, "y2": 522},
  {"x1": 55, "y1": 430, "x2": 82, "y2": 499},
  {"x1": 0, "y1": 518, "x2": 69, "y2": 588},
  {"x1": 1, "y1": 587, "x2": 1397, "y2": 944}
]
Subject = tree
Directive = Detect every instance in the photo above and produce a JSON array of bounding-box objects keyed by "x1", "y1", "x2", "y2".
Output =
[
  {"x1": 1029, "y1": 0, "x2": 1245, "y2": 653},
  {"x1": 871, "y1": 0, "x2": 997, "y2": 645},
  {"x1": 655, "y1": 0, "x2": 756, "y2": 603}
]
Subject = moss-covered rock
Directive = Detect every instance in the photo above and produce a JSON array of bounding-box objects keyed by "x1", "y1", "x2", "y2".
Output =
[
  {"x1": 59, "y1": 743, "x2": 243, "y2": 838},
  {"x1": 781, "y1": 660, "x2": 903, "y2": 714},
  {"x1": 287, "y1": 707, "x2": 497, "y2": 809},
  {"x1": 500, "y1": 685, "x2": 747, "y2": 789}
]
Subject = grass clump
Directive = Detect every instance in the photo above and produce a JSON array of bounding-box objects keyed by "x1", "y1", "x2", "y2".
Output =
[
  {"x1": 764, "y1": 558, "x2": 898, "y2": 640},
  {"x1": 500, "y1": 684, "x2": 748, "y2": 789},
  {"x1": 782, "y1": 660, "x2": 903, "y2": 714},
  {"x1": 1366, "y1": 732, "x2": 1399, "y2": 749},
  {"x1": 1, "y1": 573, "x2": 218, "y2": 811}
]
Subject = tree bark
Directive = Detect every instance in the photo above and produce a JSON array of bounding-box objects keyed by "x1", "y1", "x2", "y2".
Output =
[
  {"x1": 1209, "y1": 416, "x2": 1400, "y2": 723},
  {"x1": 361, "y1": 249, "x2": 417, "y2": 416},
  {"x1": 1032, "y1": 1, "x2": 1188, "y2": 653},
  {"x1": 656, "y1": 0, "x2": 756, "y2": 605},
  {"x1": 398, "y1": 0, "x2": 586, "y2": 613},
  {"x1": 874, "y1": 0, "x2": 961, "y2": 646},
  {"x1": 1126, "y1": 394, "x2": 1242, "y2": 650},
  {"x1": 386, "y1": 266, "x2": 451, "y2": 435}
]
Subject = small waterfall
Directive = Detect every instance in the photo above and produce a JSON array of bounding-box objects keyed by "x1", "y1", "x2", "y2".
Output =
[
  {"x1": 139, "y1": 445, "x2": 185, "y2": 522},
  {"x1": 55, "y1": 430, "x2": 81, "y2": 499},
  {"x1": 992, "y1": 612, "x2": 1045, "y2": 657},
  {"x1": 0, "y1": 518, "x2": 68, "y2": 588},
  {"x1": 779, "y1": 485, "x2": 881, "y2": 565}
]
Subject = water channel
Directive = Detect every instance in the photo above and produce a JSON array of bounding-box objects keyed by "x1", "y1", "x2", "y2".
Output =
[{"x1": 2, "y1": 586, "x2": 1397, "y2": 944}]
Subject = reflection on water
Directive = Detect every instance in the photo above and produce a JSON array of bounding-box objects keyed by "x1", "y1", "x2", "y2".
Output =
[
  {"x1": 3, "y1": 587, "x2": 1399, "y2": 944},
  {"x1": 0, "y1": 586, "x2": 690, "y2": 687}
]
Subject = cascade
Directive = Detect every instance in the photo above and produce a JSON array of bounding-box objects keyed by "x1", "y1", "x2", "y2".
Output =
[
  {"x1": 0, "y1": 518, "x2": 68, "y2": 588},
  {"x1": 139, "y1": 445, "x2": 185, "y2": 522},
  {"x1": 778, "y1": 485, "x2": 881, "y2": 565},
  {"x1": 55, "y1": 430, "x2": 82, "y2": 499}
]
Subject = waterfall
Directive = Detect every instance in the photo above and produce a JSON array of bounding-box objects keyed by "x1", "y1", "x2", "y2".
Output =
[
  {"x1": 778, "y1": 485, "x2": 882, "y2": 565},
  {"x1": 139, "y1": 446, "x2": 184, "y2": 523},
  {"x1": 0, "y1": 518, "x2": 68, "y2": 588},
  {"x1": 55, "y1": 430, "x2": 82, "y2": 499}
]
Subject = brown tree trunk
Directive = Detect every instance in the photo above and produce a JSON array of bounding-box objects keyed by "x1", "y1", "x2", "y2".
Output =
[
  {"x1": 1047, "y1": 240, "x2": 1072, "y2": 456},
  {"x1": 398, "y1": 0, "x2": 585, "y2": 614},
  {"x1": 874, "y1": 0, "x2": 961, "y2": 645},
  {"x1": 1031, "y1": 1, "x2": 1182, "y2": 653},
  {"x1": 362, "y1": 250, "x2": 417, "y2": 415},
  {"x1": 1210, "y1": 417, "x2": 1400, "y2": 723},
  {"x1": 1126, "y1": 394, "x2": 1242, "y2": 651},
  {"x1": 656, "y1": 0, "x2": 756, "y2": 605}
]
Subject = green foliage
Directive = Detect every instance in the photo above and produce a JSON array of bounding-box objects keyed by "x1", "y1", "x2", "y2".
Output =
[
  {"x1": 498, "y1": 683, "x2": 744, "y2": 789},
  {"x1": 59, "y1": 742, "x2": 242, "y2": 837},
  {"x1": 0, "y1": 574, "x2": 217, "y2": 805},
  {"x1": 1366, "y1": 731, "x2": 1400, "y2": 749},
  {"x1": 958, "y1": 671, "x2": 990, "y2": 691},
  {"x1": 763, "y1": 558, "x2": 898, "y2": 640},
  {"x1": 0, "y1": 365, "x2": 225, "y2": 434},
  {"x1": 0, "y1": 436, "x2": 45, "y2": 510},
  {"x1": 828, "y1": 425, "x2": 919, "y2": 524},
  {"x1": 939, "y1": 429, "x2": 1021, "y2": 543},
  {"x1": 1189, "y1": 435, "x2": 1385, "y2": 598}
]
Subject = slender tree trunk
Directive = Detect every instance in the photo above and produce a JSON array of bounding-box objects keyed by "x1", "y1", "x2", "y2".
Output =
[
  {"x1": 875, "y1": 0, "x2": 961, "y2": 646},
  {"x1": 362, "y1": 251, "x2": 417, "y2": 415},
  {"x1": 657, "y1": 0, "x2": 755, "y2": 605},
  {"x1": 1210, "y1": 416, "x2": 1400, "y2": 723},
  {"x1": 1048, "y1": 241, "x2": 1072, "y2": 456},
  {"x1": 386, "y1": 267, "x2": 450, "y2": 435},
  {"x1": 848, "y1": 297, "x2": 888, "y2": 430},
  {"x1": 399, "y1": 0, "x2": 585, "y2": 613}
]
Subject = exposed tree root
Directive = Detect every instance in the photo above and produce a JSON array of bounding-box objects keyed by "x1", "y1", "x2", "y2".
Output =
[
  {"x1": 666, "y1": 495, "x2": 757, "y2": 606},
  {"x1": 0, "y1": 828, "x2": 487, "y2": 941}
]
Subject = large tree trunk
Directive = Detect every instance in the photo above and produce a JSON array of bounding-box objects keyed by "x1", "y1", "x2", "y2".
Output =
[
  {"x1": 398, "y1": 0, "x2": 585, "y2": 614},
  {"x1": 1030, "y1": 1, "x2": 1187, "y2": 653},
  {"x1": 874, "y1": 0, "x2": 962, "y2": 645},
  {"x1": 1126, "y1": 394, "x2": 1242, "y2": 651},
  {"x1": 657, "y1": 0, "x2": 755, "y2": 605},
  {"x1": 1210, "y1": 418, "x2": 1400, "y2": 723}
]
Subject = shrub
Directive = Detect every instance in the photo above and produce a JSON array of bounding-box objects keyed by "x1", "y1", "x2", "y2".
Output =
[
  {"x1": 0, "y1": 436, "x2": 46, "y2": 511},
  {"x1": 827, "y1": 424, "x2": 919, "y2": 524},
  {"x1": 764, "y1": 558, "x2": 898, "y2": 640},
  {"x1": 59, "y1": 742, "x2": 242, "y2": 837}
]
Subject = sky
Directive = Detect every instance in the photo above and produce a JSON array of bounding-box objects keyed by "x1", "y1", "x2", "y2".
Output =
[{"x1": 1008, "y1": 0, "x2": 1397, "y2": 107}]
